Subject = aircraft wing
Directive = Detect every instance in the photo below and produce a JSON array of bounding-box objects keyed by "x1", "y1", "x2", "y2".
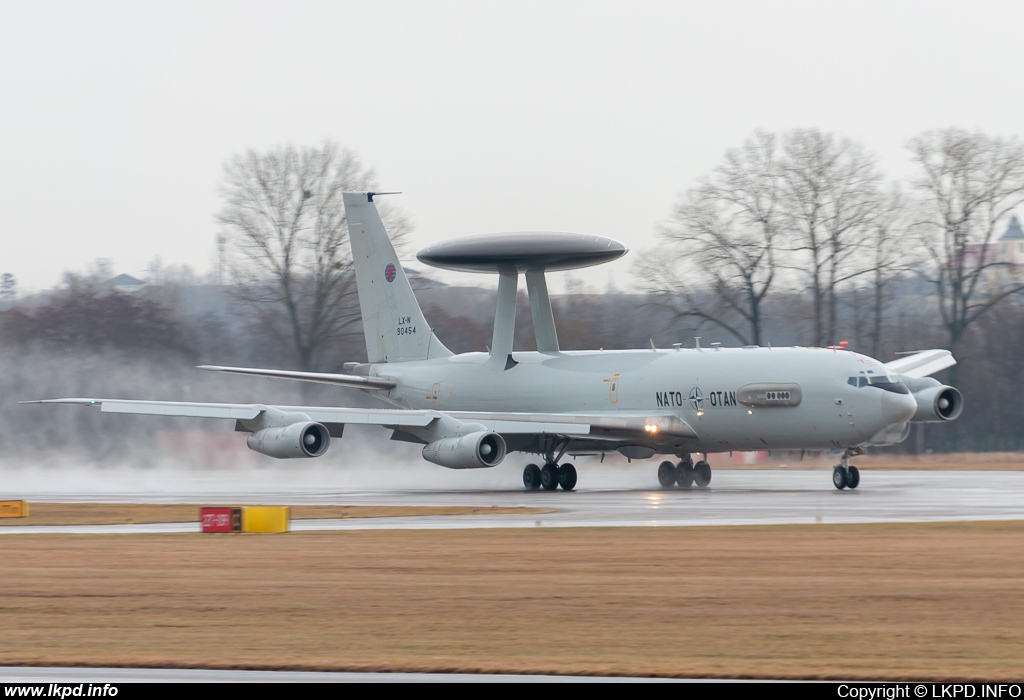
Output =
[
  {"x1": 197, "y1": 365, "x2": 397, "y2": 390},
  {"x1": 23, "y1": 399, "x2": 696, "y2": 438},
  {"x1": 23, "y1": 399, "x2": 433, "y2": 426},
  {"x1": 884, "y1": 349, "x2": 956, "y2": 378}
]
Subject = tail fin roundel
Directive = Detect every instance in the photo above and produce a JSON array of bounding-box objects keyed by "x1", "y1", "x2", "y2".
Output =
[{"x1": 343, "y1": 192, "x2": 451, "y2": 363}]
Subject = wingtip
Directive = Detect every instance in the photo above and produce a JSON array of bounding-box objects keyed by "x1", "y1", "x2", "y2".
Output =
[{"x1": 18, "y1": 398, "x2": 100, "y2": 406}]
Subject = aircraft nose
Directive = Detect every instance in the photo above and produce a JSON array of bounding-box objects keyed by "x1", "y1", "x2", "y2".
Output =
[{"x1": 882, "y1": 390, "x2": 916, "y2": 423}]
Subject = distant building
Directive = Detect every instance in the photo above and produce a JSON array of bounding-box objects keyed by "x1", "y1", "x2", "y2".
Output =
[
  {"x1": 999, "y1": 215, "x2": 1024, "y2": 266},
  {"x1": 102, "y1": 273, "x2": 146, "y2": 293},
  {"x1": 947, "y1": 215, "x2": 1024, "y2": 270}
]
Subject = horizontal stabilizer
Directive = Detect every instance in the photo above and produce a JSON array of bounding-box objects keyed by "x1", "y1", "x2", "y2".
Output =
[
  {"x1": 884, "y1": 350, "x2": 956, "y2": 379},
  {"x1": 197, "y1": 365, "x2": 397, "y2": 390}
]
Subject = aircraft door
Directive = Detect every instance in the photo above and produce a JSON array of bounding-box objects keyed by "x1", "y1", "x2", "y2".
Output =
[
  {"x1": 431, "y1": 382, "x2": 442, "y2": 409},
  {"x1": 604, "y1": 373, "x2": 620, "y2": 404}
]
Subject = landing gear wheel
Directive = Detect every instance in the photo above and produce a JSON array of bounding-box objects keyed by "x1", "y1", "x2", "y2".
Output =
[
  {"x1": 693, "y1": 461, "x2": 712, "y2": 488},
  {"x1": 558, "y1": 463, "x2": 577, "y2": 491},
  {"x1": 846, "y1": 466, "x2": 860, "y2": 489},
  {"x1": 676, "y1": 461, "x2": 695, "y2": 489},
  {"x1": 657, "y1": 461, "x2": 677, "y2": 488},
  {"x1": 832, "y1": 466, "x2": 848, "y2": 490},
  {"x1": 540, "y1": 462, "x2": 560, "y2": 490},
  {"x1": 523, "y1": 464, "x2": 541, "y2": 490}
]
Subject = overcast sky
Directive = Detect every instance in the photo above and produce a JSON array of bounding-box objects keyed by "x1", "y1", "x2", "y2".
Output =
[{"x1": 2, "y1": 0, "x2": 1023, "y2": 293}]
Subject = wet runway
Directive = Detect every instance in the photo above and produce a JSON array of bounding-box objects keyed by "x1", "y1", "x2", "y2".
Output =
[
  {"x1": 4, "y1": 466, "x2": 1022, "y2": 682},
  {"x1": 3, "y1": 468, "x2": 1023, "y2": 534}
]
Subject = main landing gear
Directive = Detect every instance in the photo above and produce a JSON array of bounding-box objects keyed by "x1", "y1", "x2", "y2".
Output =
[
  {"x1": 833, "y1": 449, "x2": 861, "y2": 490},
  {"x1": 658, "y1": 455, "x2": 711, "y2": 489},
  {"x1": 523, "y1": 462, "x2": 577, "y2": 491},
  {"x1": 523, "y1": 439, "x2": 578, "y2": 491}
]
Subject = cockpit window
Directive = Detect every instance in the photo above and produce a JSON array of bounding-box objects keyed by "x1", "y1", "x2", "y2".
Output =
[
  {"x1": 848, "y1": 374, "x2": 910, "y2": 394},
  {"x1": 869, "y1": 379, "x2": 910, "y2": 394}
]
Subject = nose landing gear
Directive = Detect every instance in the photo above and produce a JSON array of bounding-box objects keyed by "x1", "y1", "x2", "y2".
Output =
[{"x1": 833, "y1": 449, "x2": 862, "y2": 490}]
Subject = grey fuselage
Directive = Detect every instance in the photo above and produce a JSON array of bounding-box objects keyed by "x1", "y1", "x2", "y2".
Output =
[{"x1": 365, "y1": 346, "x2": 917, "y2": 455}]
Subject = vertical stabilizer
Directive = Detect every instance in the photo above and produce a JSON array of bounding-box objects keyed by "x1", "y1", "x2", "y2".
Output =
[{"x1": 344, "y1": 192, "x2": 451, "y2": 363}]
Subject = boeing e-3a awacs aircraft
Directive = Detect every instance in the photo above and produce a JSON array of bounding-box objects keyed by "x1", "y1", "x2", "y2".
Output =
[{"x1": 29, "y1": 192, "x2": 963, "y2": 491}]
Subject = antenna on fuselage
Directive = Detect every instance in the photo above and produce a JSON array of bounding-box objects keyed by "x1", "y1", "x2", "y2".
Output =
[{"x1": 416, "y1": 231, "x2": 628, "y2": 369}]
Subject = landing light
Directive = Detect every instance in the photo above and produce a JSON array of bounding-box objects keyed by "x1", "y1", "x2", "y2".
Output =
[{"x1": 644, "y1": 423, "x2": 659, "y2": 434}]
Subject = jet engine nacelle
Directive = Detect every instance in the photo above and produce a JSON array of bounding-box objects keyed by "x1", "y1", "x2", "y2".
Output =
[
  {"x1": 422, "y1": 431, "x2": 506, "y2": 469},
  {"x1": 247, "y1": 421, "x2": 331, "y2": 459},
  {"x1": 911, "y1": 383, "x2": 963, "y2": 422}
]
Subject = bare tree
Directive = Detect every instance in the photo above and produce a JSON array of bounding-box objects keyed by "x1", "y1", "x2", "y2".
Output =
[
  {"x1": 643, "y1": 131, "x2": 781, "y2": 345},
  {"x1": 908, "y1": 128, "x2": 1024, "y2": 356},
  {"x1": 856, "y1": 184, "x2": 915, "y2": 358},
  {"x1": 0, "y1": 273, "x2": 16, "y2": 306},
  {"x1": 0, "y1": 274, "x2": 196, "y2": 358},
  {"x1": 218, "y1": 143, "x2": 409, "y2": 371},
  {"x1": 779, "y1": 129, "x2": 882, "y2": 345}
]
